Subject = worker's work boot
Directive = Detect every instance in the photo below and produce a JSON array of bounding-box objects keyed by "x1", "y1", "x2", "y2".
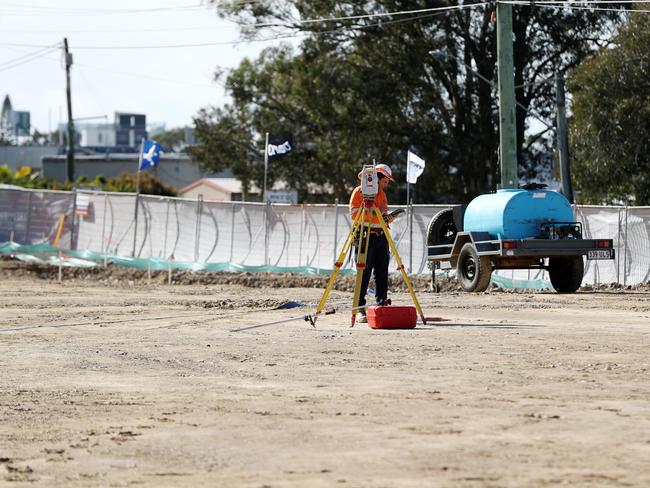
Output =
[{"x1": 376, "y1": 298, "x2": 391, "y2": 306}]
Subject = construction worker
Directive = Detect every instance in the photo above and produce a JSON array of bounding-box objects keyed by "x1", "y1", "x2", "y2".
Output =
[{"x1": 349, "y1": 163, "x2": 396, "y2": 323}]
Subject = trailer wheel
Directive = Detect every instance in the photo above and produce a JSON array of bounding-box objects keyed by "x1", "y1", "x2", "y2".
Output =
[
  {"x1": 548, "y1": 256, "x2": 584, "y2": 293},
  {"x1": 427, "y1": 209, "x2": 457, "y2": 246},
  {"x1": 457, "y1": 243, "x2": 492, "y2": 292}
]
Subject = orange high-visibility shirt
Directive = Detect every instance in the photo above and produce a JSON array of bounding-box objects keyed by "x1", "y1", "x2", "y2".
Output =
[{"x1": 349, "y1": 186, "x2": 389, "y2": 228}]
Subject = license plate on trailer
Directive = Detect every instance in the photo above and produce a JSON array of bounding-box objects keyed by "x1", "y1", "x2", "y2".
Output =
[{"x1": 587, "y1": 249, "x2": 614, "y2": 260}]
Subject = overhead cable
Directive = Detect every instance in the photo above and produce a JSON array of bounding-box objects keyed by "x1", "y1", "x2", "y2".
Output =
[
  {"x1": 502, "y1": 0, "x2": 649, "y2": 4},
  {"x1": 0, "y1": 25, "x2": 239, "y2": 35},
  {"x1": 246, "y1": 2, "x2": 490, "y2": 28},
  {"x1": 0, "y1": 2, "x2": 208, "y2": 16},
  {"x1": 0, "y1": 43, "x2": 61, "y2": 72},
  {"x1": 0, "y1": 4, "x2": 488, "y2": 51},
  {"x1": 500, "y1": 0, "x2": 650, "y2": 12},
  {"x1": 0, "y1": 33, "x2": 302, "y2": 50},
  {"x1": 0, "y1": 42, "x2": 61, "y2": 67},
  {"x1": 77, "y1": 62, "x2": 222, "y2": 88}
]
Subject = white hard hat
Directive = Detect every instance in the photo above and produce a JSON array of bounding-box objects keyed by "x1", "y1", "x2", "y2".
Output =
[
  {"x1": 375, "y1": 163, "x2": 394, "y2": 181},
  {"x1": 357, "y1": 162, "x2": 395, "y2": 181}
]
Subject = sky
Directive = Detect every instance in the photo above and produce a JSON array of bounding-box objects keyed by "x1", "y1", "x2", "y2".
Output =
[{"x1": 0, "y1": 0, "x2": 289, "y2": 134}]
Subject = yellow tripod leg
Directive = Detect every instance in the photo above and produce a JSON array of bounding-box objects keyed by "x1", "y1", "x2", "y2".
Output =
[
  {"x1": 351, "y1": 207, "x2": 371, "y2": 326},
  {"x1": 311, "y1": 209, "x2": 364, "y2": 325},
  {"x1": 374, "y1": 207, "x2": 427, "y2": 325}
]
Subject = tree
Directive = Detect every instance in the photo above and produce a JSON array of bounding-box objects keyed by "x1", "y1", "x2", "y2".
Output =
[
  {"x1": 195, "y1": 0, "x2": 627, "y2": 203},
  {"x1": 189, "y1": 102, "x2": 262, "y2": 200},
  {"x1": 154, "y1": 127, "x2": 189, "y2": 153},
  {"x1": 568, "y1": 10, "x2": 650, "y2": 205}
]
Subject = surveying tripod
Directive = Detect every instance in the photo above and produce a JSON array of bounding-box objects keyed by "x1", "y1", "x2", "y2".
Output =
[{"x1": 311, "y1": 165, "x2": 427, "y2": 327}]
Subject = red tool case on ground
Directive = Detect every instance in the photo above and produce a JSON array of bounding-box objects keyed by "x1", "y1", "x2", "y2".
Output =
[{"x1": 367, "y1": 305, "x2": 417, "y2": 329}]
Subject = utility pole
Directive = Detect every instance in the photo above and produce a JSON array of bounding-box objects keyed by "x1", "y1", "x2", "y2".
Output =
[
  {"x1": 64, "y1": 38, "x2": 75, "y2": 183},
  {"x1": 555, "y1": 71, "x2": 574, "y2": 203},
  {"x1": 496, "y1": 3, "x2": 518, "y2": 189}
]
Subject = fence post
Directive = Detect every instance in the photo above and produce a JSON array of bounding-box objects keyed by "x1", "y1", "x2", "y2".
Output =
[
  {"x1": 24, "y1": 190, "x2": 33, "y2": 244},
  {"x1": 131, "y1": 191, "x2": 139, "y2": 257},
  {"x1": 194, "y1": 194, "x2": 203, "y2": 263},
  {"x1": 229, "y1": 202, "x2": 236, "y2": 264},
  {"x1": 333, "y1": 199, "x2": 339, "y2": 264},
  {"x1": 101, "y1": 193, "x2": 108, "y2": 266},
  {"x1": 70, "y1": 189, "x2": 77, "y2": 250},
  {"x1": 616, "y1": 207, "x2": 621, "y2": 285},
  {"x1": 264, "y1": 201, "x2": 270, "y2": 267},
  {"x1": 163, "y1": 197, "x2": 170, "y2": 259},
  {"x1": 299, "y1": 204, "x2": 305, "y2": 267},
  {"x1": 623, "y1": 203, "x2": 629, "y2": 286}
]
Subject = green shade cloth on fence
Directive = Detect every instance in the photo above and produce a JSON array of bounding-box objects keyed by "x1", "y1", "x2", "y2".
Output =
[
  {"x1": 0, "y1": 241, "x2": 552, "y2": 289},
  {"x1": 0, "y1": 242, "x2": 354, "y2": 276}
]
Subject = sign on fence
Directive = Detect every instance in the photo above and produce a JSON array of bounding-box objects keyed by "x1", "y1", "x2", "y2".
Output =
[{"x1": 267, "y1": 189, "x2": 298, "y2": 204}]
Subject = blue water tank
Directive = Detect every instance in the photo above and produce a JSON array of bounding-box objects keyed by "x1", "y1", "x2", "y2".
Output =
[{"x1": 463, "y1": 189, "x2": 574, "y2": 239}]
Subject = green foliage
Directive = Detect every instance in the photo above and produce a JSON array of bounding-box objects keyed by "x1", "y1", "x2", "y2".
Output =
[
  {"x1": 0, "y1": 164, "x2": 14, "y2": 182},
  {"x1": 0, "y1": 165, "x2": 61, "y2": 189},
  {"x1": 154, "y1": 128, "x2": 188, "y2": 153},
  {"x1": 194, "y1": 0, "x2": 626, "y2": 203},
  {"x1": 0, "y1": 164, "x2": 175, "y2": 196},
  {"x1": 102, "y1": 172, "x2": 176, "y2": 196},
  {"x1": 568, "y1": 10, "x2": 650, "y2": 205}
]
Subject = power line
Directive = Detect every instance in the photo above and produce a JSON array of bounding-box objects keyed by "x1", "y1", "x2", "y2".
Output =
[
  {"x1": 0, "y1": 3, "x2": 489, "y2": 51},
  {"x1": 0, "y1": 42, "x2": 61, "y2": 68},
  {"x1": 0, "y1": 2, "x2": 209, "y2": 16},
  {"x1": 2, "y1": 39, "x2": 231, "y2": 90},
  {"x1": 0, "y1": 43, "x2": 61, "y2": 72},
  {"x1": 1, "y1": 43, "x2": 224, "y2": 89},
  {"x1": 0, "y1": 33, "x2": 301, "y2": 50},
  {"x1": 0, "y1": 0, "x2": 266, "y2": 17},
  {"x1": 517, "y1": 4, "x2": 650, "y2": 13},
  {"x1": 0, "y1": 9, "x2": 458, "y2": 86},
  {"x1": 0, "y1": 25, "x2": 239, "y2": 35},
  {"x1": 75, "y1": 61, "x2": 224, "y2": 89},
  {"x1": 501, "y1": 0, "x2": 650, "y2": 12},
  {"x1": 502, "y1": 0, "x2": 650, "y2": 4},
  {"x1": 75, "y1": 65, "x2": 110, "y2": 118},
  {"x1": 248, "y1": 2, "x2": 490, "y2": 28}
]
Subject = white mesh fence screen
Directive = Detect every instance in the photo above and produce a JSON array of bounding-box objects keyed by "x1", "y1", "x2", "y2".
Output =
[
  {"x1": 0, "y1": 189, "x2": 74, "y2": 245},
  {"x1": 1, "y1": 187, "x2": 649, "y2": 286}
]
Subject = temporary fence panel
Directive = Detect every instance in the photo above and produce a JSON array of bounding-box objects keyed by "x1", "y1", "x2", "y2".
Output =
[
  {"x1": 232, "y1": 202, "x2": 267, "y2": 267},
  {"x1": 0, "y1": 188, "x2": 74, "y2": 247},
  {"x1": 623, "y1": 206, "x2": 650, "y2": 285},
  {"x1": 76, "y1": 192, "x2": 136, "y2": 258},
  {"x1": 75, "y1": 191, "x2": 108, "y2": 253},
  {"x1": 576, "y1": 205, "x2": 622, "y2": 286},
  {"x1": 195, "y1": 198, "x2": 229, "y2": 264}
]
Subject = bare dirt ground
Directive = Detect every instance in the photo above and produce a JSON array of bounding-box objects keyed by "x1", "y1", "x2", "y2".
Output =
[{"x1": 1, "y1": 262, "x2": 650, "y2": 487}]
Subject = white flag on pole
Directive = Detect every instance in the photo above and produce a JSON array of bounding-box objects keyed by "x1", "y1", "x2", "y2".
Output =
[{"x1": 407, "y1": 151, "x2": 425, "y2": 184}]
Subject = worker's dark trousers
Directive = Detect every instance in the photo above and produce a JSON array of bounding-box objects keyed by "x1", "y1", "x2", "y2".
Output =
[{"x1": 355, "y1": 232, "x2": 390, "y2": 310}]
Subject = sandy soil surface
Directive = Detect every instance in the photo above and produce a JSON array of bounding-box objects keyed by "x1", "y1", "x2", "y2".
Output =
[{"x1": 1, "y1": 264, "x2": 650, "y2": 487}]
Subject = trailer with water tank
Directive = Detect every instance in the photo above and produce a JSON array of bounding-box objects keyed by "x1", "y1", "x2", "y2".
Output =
[{"x1": 426, "y1": 184, "x2": 615, "y2": 293}]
